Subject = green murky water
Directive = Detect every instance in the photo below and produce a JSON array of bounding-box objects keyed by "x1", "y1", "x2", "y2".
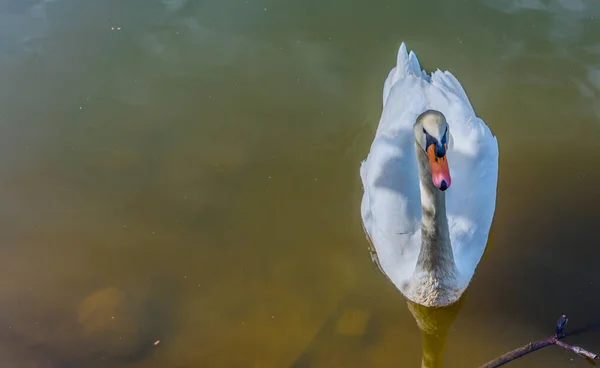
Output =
[{"x1": 1, "y1": 0, "x2": 600, "y2": 367}]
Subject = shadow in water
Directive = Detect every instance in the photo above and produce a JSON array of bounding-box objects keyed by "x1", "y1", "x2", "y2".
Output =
[
  {"x1": 0, "y1": 278, "x2": 179, "y2": 368},
  {"x1": 406, "y1": 297, "x2": 465, "y2": 368}
]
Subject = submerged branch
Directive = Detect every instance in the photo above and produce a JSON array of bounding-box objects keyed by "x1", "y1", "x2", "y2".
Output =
[{"x1": 479, "y1": 315, "x2": 599, "y2": 368}]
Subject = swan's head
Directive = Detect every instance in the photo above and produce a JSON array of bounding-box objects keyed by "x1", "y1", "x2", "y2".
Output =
[{"x1": 414, "y1": 110, "x2": 452, "y2": 191}]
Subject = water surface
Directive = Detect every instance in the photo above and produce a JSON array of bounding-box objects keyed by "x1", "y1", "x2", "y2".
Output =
[{"x1": 1, "y1": 0, "x2": 600, "y2": 367}]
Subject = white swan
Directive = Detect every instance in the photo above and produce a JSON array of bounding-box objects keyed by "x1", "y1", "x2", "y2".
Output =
[{"x1": 360, "y1": 43, "x2": 499, "y2": 307}]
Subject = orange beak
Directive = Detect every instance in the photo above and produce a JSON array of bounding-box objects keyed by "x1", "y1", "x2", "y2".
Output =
[{"x1": 427, "y1": 144, "x2": 451, "y2": 191}]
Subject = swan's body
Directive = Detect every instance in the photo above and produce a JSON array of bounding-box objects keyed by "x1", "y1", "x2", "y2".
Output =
[{"x1": 360, "y1": 43, "x2": 498, "y2": 307}]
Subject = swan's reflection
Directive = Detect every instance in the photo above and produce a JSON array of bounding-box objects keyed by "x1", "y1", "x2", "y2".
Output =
[
  {"x1": 369, "y1": 241, "x2": 466, "y2": 367},
  {"x1": 406, "y1": 296, "x2": 465, "y2": 368}
]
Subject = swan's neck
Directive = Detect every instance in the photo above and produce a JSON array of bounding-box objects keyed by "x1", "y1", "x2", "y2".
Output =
[{"x1": 412, "y1": 142, "x2": 458, "y2": 306}]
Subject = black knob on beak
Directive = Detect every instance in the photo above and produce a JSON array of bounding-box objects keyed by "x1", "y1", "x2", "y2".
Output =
[{"x1": 435, "y1": 144, "x2": 446, "y2": 158}]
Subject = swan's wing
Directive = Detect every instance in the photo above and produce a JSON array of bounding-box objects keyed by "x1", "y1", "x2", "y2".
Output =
[
  {"x1": 360, "y1": 46, "x2": 431, "y2": 288},
  {"x1": 428, "y1": 70, "x2": 499, "y2": 286}
]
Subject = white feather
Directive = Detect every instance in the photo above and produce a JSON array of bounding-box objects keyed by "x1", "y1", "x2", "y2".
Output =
[{"x1": 360, "y1": 43, "x2": 499, "y2": 302}]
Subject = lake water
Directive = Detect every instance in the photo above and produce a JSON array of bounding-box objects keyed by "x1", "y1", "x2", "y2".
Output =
[{"x1": 1, "y1": 0, "x2": 600, "y2": 367}]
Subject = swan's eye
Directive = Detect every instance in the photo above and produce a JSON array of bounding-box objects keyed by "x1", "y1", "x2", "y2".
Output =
[{"x1": 423, "y1": 129, "x2": 437, "y2": 151}]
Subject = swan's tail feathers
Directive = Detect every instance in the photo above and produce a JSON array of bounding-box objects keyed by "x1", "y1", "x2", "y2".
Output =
[
  {"x1": 383, "y1": 42, "x2": 423, "y2": 106},
  {"x1": 396, "y1": 42, "x2": 409, "y2": 74},
  {"x1": 407, "y1": 51, "x2": 422, "y2": 75},
  {"x1": 397, "y1": 43, "x2": 423, "y2": 78}
]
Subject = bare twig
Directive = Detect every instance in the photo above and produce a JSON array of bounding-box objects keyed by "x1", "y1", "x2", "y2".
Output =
[{"x1": 479, "y1": 315, "x2": 599, "y2": 368}]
